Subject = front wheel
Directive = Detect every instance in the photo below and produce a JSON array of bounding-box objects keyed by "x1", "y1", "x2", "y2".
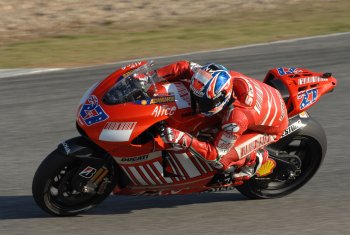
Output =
[{"x1": 32, "y1": 149, "x2": 118, "y2": 216}]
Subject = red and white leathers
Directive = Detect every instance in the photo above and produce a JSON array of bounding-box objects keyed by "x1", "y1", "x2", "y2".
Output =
[{"x1": 157, "y1": 61, "x2": 289, "y2": 179}]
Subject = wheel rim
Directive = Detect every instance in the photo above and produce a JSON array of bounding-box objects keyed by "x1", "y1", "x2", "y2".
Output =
[
  {"x1": 249, "y1": 136, "x2": 322, "y2": 196},
  {"x1": 43, "y1": 163, "x2": 111, "y2": 214}
]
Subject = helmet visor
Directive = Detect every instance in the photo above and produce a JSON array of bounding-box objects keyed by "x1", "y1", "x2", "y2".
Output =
[{"x1": 191, "y1": 92, "x2": 223, "y2": 114}]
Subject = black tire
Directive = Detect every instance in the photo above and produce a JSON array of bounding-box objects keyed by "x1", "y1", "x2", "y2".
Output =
[
  {"x1": 32, "y1": 149, "x2": 117, "y2": 216},
  {"x1": 236, "y1": 135, "x2": 323, "y2": 199}
]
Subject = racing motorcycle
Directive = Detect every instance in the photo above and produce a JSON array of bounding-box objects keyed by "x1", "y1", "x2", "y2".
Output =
[{"x1": 32, "y1": 61, "x2": 337, "y2": 216}]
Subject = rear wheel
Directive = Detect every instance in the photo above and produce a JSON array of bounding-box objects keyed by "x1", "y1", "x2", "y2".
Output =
[
  {"x1": 32, "y1": 149, "x2": 118, "y2": 216},
  {"x1": 236, "y1": 135, "x2": 323, "y2": 199}
]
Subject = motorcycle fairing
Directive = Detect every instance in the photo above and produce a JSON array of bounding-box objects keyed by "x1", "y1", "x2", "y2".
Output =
[
  {"x1": 112, "y1": 149, "x2": 216, "y2": 195},
  {"x1": 263, "y1": 67, "x2": 337, "y2": 117}
]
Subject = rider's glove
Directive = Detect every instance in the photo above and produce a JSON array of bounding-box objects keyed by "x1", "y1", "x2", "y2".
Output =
[
  {"x1": 132, "y1": 73, "x2": 148, "y2": 82},
  {"x1": 161, "y1": 127, "x2": 193, "y2": 151}
]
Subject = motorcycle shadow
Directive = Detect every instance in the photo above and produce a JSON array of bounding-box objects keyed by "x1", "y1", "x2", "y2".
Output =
[
  {"x1": 87, "y1": 191, "x2": 247, "y2": 215},
  {"x1": 0, "y1": 195, "x2": 46, "y2": 220},
  {"x1": 0, "y1": 191, "x2": 246, "y2": 219}
]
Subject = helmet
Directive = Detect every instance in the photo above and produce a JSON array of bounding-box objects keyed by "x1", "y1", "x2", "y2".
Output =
[{"x1": 190, "y1": 63, "x2": 233, "y2": 116}]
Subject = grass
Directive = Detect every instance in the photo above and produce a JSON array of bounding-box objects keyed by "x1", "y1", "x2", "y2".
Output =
[{"x1": 1, "y1": 0, "x2": 350, "y2": 68}]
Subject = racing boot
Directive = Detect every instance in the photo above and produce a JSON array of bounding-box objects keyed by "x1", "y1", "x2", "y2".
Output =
[{"x1": 232, "y1": 148, "x2": 269, "y2": 182}]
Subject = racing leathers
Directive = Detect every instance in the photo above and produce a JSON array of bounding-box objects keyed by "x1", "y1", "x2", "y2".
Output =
[{"x1": 157, "y1": 61, "x2": 289, "y2": 182}]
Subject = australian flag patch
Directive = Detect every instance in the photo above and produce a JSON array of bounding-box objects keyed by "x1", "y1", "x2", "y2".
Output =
[
  {"x1": 79, "y1": 95, "x2": 109, "y2": 126},
  {"x1": 277, "y1": 67, "x2": 297, "y2": 76}
]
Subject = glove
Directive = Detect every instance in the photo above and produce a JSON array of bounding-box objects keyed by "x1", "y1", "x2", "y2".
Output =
[{"x1": 161, "y1": 127, "x2": 193, "y2": 151}]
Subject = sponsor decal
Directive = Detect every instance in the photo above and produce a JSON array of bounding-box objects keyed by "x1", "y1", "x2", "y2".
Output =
[
  {"x1": 149, "y1": 96, "x2": 175, "y2": 103},
  {"x1": 191, "y1": 87, "x2": 205, "y2": 98},
  {"x1": 152, "y1": 105, "x2": 176, "y2": 117},
  {"x1": 173, "y1": 82, "x2": 191, "y2": 108},
  {"x1": 282, "y1": 119, "x2": 305, "y2": 137},
  {"x1": 190, "y1": 70, "x2": 212, "y2": 97},
  {"x1": 137, "y1": 189, "x2": 184, "y2": 196},
  {"x1": 256, "y1": 158, "x2": 276, "y2": 177},
  {"x1": 118, "y1": 70, "x2": 134, "y2": 81},
  {"x1": 253, "y1": 83, "x2": 263, "y2": 115},
  {"x1": 61, "y1": 141, "x2": 71, "y2": 155},
  {"x1": 299, "y1": 111, "x2": 309, "y2": 118},
  {"x1": 170, "y1": 189, "x2": 183, "y2": 195},
  {"x1": 222, "y1": 123, "x2": 240, "y2": 133},
  {"x1": 243, "y1": 78, "x2": 254, "y2": 106},
  {"x1": 115, "y1": 151, "x2": 162, "y2": 164},
  {"x1": 121, "y1": 155, "x2": 149, "y2": 163},
  {"x1": 79, "y1": 95, "x2": 109, "y2": 126},
  {"x1": 134, "y1": 95, "x2": 175, "y2": 105},
  {"x1": 205, "y1": 186, "x2": 235, "y2": 193},
  {"x1": 121, "y1": 62, "x2": 142, "y2": 70},
  {"x1": 216, "y1": 132, "x2": 236, "y2": 156},
  {"x1": 217, "y1": 140, "x2": 233, "y2": 152},
  {"x1": 298, "y1": 76, "x2": 328, "y2": 85},
  {"x1": 236, "y1": 134, "x2": 275, "y2": 158},
  {"x1": 278, "y1": 94, "x2": 286, "y2": 121},
  {"x1": 99, "y1": 122, "x2": 137, "y2": 142},
  {"x1": 298, "y1": 88, "x2": 318, "y2": 109},
  {"x1": 240, "y1": 77, "x2": 263, "y2": 114},
  {"x1": 79, "y1": 166, "x2": 97, "y2": 179}
]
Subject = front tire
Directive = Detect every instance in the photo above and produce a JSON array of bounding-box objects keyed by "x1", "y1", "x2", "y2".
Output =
[{"x1": 32, "y1": 149, "x2": 117, "y2": 216}]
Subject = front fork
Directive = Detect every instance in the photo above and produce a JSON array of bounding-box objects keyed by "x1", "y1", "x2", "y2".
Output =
[
  {"x1": 72, "y1": 162, "x2": 111, "y2": 194},
  {"x1": 57, "y1": 136, "x2": 115, "y2": 194}
]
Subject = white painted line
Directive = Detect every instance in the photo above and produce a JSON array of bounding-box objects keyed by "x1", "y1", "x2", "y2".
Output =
[
  {"x1": 0, "y1": 68, "x2": 63, "y2": 79},
  {"x1": 137, "y1": 31, "x2": 350, "y2": 60},
  {"x1": 69, "y1": 31, "x2": 350, "y2": 70},
  {"x1": 1, "y1": 31, "x2": 349, "y2": 78}
]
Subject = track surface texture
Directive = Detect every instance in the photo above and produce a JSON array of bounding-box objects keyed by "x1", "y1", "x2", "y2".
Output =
[{"x1": 1, "y1": 33, "x2": 349, "y2": 235}]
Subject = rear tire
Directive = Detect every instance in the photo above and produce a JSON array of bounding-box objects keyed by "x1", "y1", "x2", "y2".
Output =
[
  {"x1": 32, "y1": 149, "x2": 117, "y2": 216},
  {"x1": 236, "y1": 135, "x2": 323, "y2": 199}
]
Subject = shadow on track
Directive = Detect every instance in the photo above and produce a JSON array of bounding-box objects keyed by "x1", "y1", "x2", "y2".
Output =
[{"x1": 0, "y1": 192, "x2": 246, "y2": 219}]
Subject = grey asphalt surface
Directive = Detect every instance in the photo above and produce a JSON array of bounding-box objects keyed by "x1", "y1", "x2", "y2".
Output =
[{"x1": 1, "y1": 33, "x2": 349, "y2": 235}]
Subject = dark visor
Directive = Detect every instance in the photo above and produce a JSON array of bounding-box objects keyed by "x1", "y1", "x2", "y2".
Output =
[{"x1": 190, "y1": 92, "x2": 223, "y2": 114}]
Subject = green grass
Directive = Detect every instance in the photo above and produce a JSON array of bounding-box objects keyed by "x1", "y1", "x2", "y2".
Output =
[{"x1": 1, "y1": 0, "x2": 350, "y2": 68}]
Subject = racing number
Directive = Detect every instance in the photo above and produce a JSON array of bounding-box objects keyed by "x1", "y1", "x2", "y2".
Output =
[{"x1": 300, "y1": 88, "x2": 318, "y2": 109}]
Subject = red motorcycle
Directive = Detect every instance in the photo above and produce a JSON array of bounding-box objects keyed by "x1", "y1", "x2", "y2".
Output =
[{"x1": 32, "y1": 61, "x2": 337, "y2": 216}]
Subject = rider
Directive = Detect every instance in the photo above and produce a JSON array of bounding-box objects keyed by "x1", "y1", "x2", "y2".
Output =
[{"x1": 156, "y1": 61, "x2": 288, "y2": 185}]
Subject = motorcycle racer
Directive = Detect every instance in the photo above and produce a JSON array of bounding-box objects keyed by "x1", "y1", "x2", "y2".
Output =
[{"x1": 157, "y1": 61, "x2": 289, "y2": 185}]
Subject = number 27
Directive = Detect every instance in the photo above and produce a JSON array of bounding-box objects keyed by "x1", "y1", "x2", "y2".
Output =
[{"x1": 300, "y1": 89, "x2": 318, "y2": 109}]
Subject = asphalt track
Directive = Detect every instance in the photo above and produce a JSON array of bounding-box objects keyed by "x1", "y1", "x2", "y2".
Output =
[{"x1": 1, "y1": 33, "x2": 350, "y2": 235}]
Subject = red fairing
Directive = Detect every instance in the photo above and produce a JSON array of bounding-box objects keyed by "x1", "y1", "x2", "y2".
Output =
[
  {"x1": 263, "y1": 67, "x2": 337, "y2": 117},
  {"x1": 76, "y1": 60, "x2": 175, "y2": 156}
]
